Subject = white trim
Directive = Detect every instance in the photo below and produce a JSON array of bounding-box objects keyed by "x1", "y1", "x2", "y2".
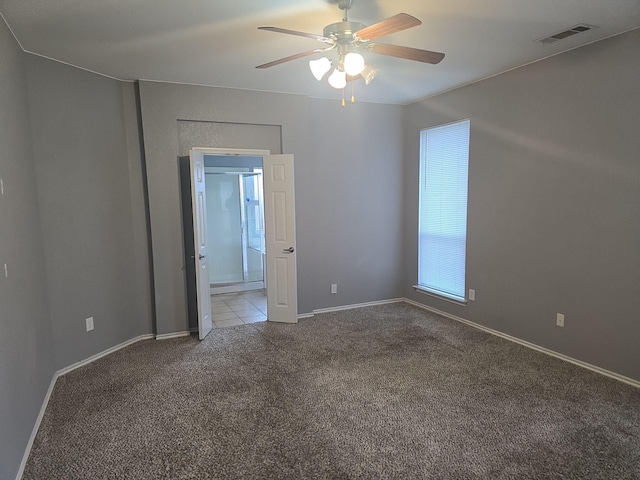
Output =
[
  {"x1": 191, "y1": 147, "x2": 275, "y2": 334},
  {"x1": 313, "y1": 298, "x2": 404, "y2": 315},
  {"x1": 191, "y1": 147, "x2": 270, "y2": 156},
  {"x1": 404, "y1": 298, "x2": 640, "y2": 389},
  {"x1": 0, "y1": 10, "x2": 25, "y2": 51},
  {"x1": 297, "y1": 313, "x2": 315, "y2": 320},
  {"x1": 155, "y1": 331, "x2": 191, "y2": 340},
  {"x1": 14, "y1": 372, "x2": 58, "y2": 480},
  {"x1": 24, "y1": 51, "x2": 131, "y2": 82},
  {"x1": 15, "y1": 334, "x2": 155, "y2": 480},
  {"x1": 57, "y1": 334, "x2": 155, "y2": 376},
  {"x1": 139, "y1": 78, "x2": 311, "y2": 99},
  {"x1": 0, "y1": 10, "x2": 130, "y2": 83},
  {"x1": 413, "y1": 285, "x2": 467, "y2": 306}
]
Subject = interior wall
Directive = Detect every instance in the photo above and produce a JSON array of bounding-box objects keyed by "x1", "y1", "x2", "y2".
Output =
[
  {"x1": 403, "y1": 29, "x2": 640, "y2": 380},
  {"x1": 138, "y1": 82, "x2": 306, "y2": 337},
  {"x1": 308, "y1": 98, "x2": 404, "y2": 309},
  {"x1": 139, "y1": 82, "x2": 405, "y2": 334},
  {"x1": 0, "y1": 20, "x2": 55, "y2": 480},
  {"x1": 25, "y1": 55, "x2": 152, "y2": 370},
  {"x1": 177, "y1": 121, "x2": 282, "y2": 157}
]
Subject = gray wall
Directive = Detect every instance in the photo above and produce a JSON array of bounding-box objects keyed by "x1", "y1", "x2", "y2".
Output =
[
  {"x1": 177, "y1": 121, "x2": 282, "y2": 157},
  {"x1": 0, "y1": 21, "x2": 54, "y2": 480},
  {"x1": 404, "y1": 29, "x2": 640, "y2": 380},
  {"x1": 4, "y1": 19, "x2": 636, "y2": 480},
  {"x1": 139, "y1": 82, "x2": 404, "y2": 335},
  {"x1": 308, "y1": 98, "x2": 404, "y2": 308},
  {"x1": 25, "y1": 56, "x2": 152, "y2": 369}
]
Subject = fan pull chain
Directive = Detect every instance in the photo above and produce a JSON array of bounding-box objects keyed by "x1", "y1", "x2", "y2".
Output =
[
  {"x1": 342, "y1": 88, "x2": 345, "y2": 107},
  {"x1": 351, "y1": 80, "x2": 355, "y2": 103}
]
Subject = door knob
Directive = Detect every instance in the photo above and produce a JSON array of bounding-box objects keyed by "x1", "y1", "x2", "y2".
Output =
[{"x1": 283, "y1": 247, "x2": 294, "y2": 254}]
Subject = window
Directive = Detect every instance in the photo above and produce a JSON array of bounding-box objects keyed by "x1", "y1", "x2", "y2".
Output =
[{"x1": 417, "y1": 119, "x2": 470, "y2": 302}]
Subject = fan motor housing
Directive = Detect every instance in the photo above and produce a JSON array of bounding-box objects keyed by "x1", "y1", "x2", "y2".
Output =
[{"x1": 323, "y1": 21, "x2": 366, "y2": 43}]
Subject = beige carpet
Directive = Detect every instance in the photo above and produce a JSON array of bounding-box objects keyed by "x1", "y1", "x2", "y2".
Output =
[{"x1": 24, "y1": 303, "x2": 640, "y2": 479}]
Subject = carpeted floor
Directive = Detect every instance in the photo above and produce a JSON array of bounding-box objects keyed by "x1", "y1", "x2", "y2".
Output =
[{"x1": 24, "y1": 303, "x2": 640, "y2": 479}]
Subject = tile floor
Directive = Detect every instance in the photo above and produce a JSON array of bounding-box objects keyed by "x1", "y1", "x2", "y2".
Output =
[{"x1": 211, "y1": 289, "x2": 267, "y2": 328}]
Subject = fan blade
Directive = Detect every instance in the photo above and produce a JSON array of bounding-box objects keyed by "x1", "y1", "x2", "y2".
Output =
[
  {"x1": 369, "y1": 43, "x2": 445, "y2": 64},
  {"x1": 258, "y1": 27, "x2": 333, "y2": 44},
  {"x1": 256, "y1": 50, "x2": 323, "y2": 69},
  {"x1": 355, "y1": 13, "x2": 421, "y2": 41}
]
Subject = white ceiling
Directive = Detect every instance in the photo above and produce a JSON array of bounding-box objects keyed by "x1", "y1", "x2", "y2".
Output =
[{"x1": 1, "y1": 0, "x2": 639, "y2": 105}]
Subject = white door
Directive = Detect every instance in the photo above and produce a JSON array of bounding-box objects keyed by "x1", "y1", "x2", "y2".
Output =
[
  {"x1": 263, "y1": 154, "x2": 298, "y2": 323},
  {"x1": 190, "y1": 149, "x2": 213, "y2": 339}
]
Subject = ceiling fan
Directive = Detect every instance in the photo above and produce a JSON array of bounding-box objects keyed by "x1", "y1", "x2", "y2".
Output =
[{"x1": 256, "y1": 0, "x2": 445, "y2": 94}]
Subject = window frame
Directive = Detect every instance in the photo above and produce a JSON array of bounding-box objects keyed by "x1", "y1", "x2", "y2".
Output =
[{"x1": 414, "y1": 119, "x2": 470, "y2": 305}]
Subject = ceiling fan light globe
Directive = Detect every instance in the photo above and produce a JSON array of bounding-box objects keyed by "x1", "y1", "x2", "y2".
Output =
[
  {"x1": 309, "y1": 57, "x2": 332, "y2": 81},
  {"x1": 344, "y1": 52, "x2": 365, "y2": 76},
  {"x1": 328, "y1": 68, "x2": 347, "y2": 89},
  {"x1": 361, "y1": 65, "x2": 379, "y2": 85}
]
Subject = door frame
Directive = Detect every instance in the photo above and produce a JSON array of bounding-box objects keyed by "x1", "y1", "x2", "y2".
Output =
[
  {"x1": 195, "y1": 146, "x2": 270, "y2": 285},
  {"x1": 189, "y1": 147, "x2": 298, "y2": 331}
]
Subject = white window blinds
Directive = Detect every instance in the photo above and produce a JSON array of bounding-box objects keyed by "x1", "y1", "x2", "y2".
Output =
[{"x1": 418, "y1": 119, "x2": 470, "y2": 302}]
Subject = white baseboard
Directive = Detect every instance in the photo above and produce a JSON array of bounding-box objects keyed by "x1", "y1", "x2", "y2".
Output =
[
  {"x1": 297, "y1": 313, "x2": 314, "y2": 319},
  {"x1": 313, "y1": 298, "x2": 404, "y2": 315},
  {"x1": 403, "y1": 298, "x2": 640, "y2": 389},
  {"x1": 155, "y1": 331, "x2": 191, "y2": 340},
  {"x1": 16, "y1": 333, "x2": 155, "y2": 480},
  {"x1": 14, "y1": 370, "x2": 58, "y2": 480},
  {"x1": 58, "y1": 334, "x2": 155, "y2": 376}
]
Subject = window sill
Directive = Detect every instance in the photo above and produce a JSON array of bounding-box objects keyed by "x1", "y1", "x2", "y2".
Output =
[{"x1": 413, "y1": 285, "x2": 467, "y2": 306}]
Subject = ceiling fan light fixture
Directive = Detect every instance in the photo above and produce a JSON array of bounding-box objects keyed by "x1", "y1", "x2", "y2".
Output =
[
  {"x1": 256, "y1": 4, "x2": 446, "y2": 102},
  {"x1": 328, "y1": 68, "x2": 347, "y2": 89},
  {"x1": 361, "y1": 65, "x2": 379, "y2": 85},
  {"x1": 344, "y1": 52, "x2": 365, "y2": 76},
  {"x1": 309, "y1": 57, "x2": 332, "y2": 81}
]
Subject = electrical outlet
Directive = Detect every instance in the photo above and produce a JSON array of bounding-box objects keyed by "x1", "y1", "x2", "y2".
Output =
[
  {"x1": 86, "y1": 317, "x2": 94, "y2": 332},
  {"x1": 468, "y1": 289, "x2": 475, "y2": 301},
  {"x1": 331, "y1": 283, "x2": 337, "y2": 294},
  {"x1": 556, "y1": 313, "x2": 564, "y2": 328}
]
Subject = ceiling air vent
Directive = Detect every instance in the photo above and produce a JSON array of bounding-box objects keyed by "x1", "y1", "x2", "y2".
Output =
[{"x1": 537, "y1": 24, "x2": 594, "y2": 44}]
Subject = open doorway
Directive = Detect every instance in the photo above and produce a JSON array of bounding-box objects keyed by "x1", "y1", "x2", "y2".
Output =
[
  {"x1": 205, "y1": 156, "x2": 268, "y2": 327},
  {"x1": 205, "y1": 163, "x2": 265, "y2": 294},
  {"x1": 182, "y1": 148, "x2": 298, "y2": 339}
]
